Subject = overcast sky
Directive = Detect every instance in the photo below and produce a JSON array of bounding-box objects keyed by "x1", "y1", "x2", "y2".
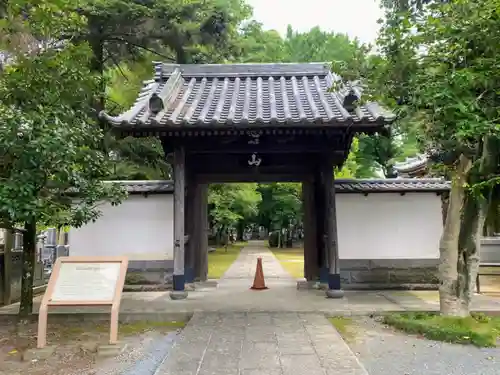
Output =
[{"x1": 245, "y1": 0, "x2": 384, "y2": 44}]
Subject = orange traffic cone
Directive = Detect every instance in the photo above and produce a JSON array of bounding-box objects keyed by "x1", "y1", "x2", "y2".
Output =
[{"x1": 250, "y1": 257, "x2": 268, "y2": 290}]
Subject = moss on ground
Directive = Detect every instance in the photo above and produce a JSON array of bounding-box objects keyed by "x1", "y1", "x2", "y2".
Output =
[
  {"x1": 328, "y1": 316, "x2": 357, "y2": 342},
  {"x1": 207, "y1": 241, "x2": 247, "y2": 279},
  {"x1": 270, "y1": 248, "x2": 304, "y2": 279},
  {"x1": 383, "y1": 312, "x2": 500, "y2": 347},
  {"x1": 62, "y1": 320, "x2": 186, "y2": 336}
]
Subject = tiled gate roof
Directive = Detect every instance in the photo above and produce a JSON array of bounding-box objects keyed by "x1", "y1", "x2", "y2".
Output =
[{"x1": 99, "y1": 63, "x2": 396, "y2": 129}]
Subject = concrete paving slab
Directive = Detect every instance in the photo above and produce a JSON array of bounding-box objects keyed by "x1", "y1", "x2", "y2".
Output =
[
  {"x1": 155, "y1": 312, "x2": 368, "y2": 375},
  {"x1": 2, "y1": 242, "x2": 500, "y2": 318},
  {"x1": 3, "y1": 242, "x2": 500, "y2": 320}
]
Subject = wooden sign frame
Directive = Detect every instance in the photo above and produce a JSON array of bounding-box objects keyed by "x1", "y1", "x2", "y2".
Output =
[{"x1": 37, "y1": 256, "x2": 128, "y2": 348}]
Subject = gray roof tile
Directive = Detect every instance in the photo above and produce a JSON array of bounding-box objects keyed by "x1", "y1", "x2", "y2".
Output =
[
  {"x1": 394, "y1": 154, "x2": 429, "y2": 173},
  {"x1": 109, "y1": 178, "x2": 449, "y2": 195},
  {"x1": 334, "y1": 178, "x2": 449, "y2": 193},
  {"x1": 100, "y1": 62, "x2": 396, "y2": 129},
  {"x1": 109, "y1": 180, "x2": 174, "y2": 194}
]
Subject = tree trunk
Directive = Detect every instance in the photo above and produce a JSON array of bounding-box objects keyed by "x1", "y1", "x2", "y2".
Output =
[
  {"x1": 441, "y1": 192, "x2": 449, "y2": 225},
  {"x1": 88, "y1": 18, "x2": 105, "y2": 115},
  {"x1": 236, "y1": 221, "x2": 244, "y2": 242},
  {"x1": 440, "y1": 138, "x2": 499, "y2": 316},
  {"x1": 439, "y1": 154, "x2": 472, "y2": 316},
  {"x1": 19, "y1": 218, "x2": 36, "y2": 317},
  {"x1": 457, "y1": 136, "x2": 499, "y2": 307}
]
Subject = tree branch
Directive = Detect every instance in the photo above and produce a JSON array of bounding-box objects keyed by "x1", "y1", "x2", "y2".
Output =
[{"x1": 107, "y1": 37, "x2": 176, "y2": 62}]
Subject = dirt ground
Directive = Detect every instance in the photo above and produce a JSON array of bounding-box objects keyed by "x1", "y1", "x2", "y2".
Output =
[{"x1": 0, "y1": 317, "x2": 184, "y2": 375}]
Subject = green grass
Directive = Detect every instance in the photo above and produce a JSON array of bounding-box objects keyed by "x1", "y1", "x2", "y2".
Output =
[
  {"x1": 271, "y1": 247, "x2": 304, "y2": 278},
  {"x1": 383, "y1": 312, "x2": 500, "y2": 347},
  {"x1": 328, "y1": 316, "x2": 357, "y2": 342},
  {"x1": 207, "y1": 241, "x2": 247, "y2": 279}
]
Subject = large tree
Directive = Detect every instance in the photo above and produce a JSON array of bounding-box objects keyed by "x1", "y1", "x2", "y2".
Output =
[
  {"x1": 341, "y1": 0, "x2": 500, "y2": 316},
  {"x1": 94, "y1": 0, "x2": 253, "y2": 181},
  {"x1": 0, "y1": 1, "x2": 126, "y2": 316}
]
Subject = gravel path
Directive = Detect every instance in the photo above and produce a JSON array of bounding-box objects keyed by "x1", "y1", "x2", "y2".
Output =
[{"x1": 346, "y1": 317, "x2": 500, "y2": 375}]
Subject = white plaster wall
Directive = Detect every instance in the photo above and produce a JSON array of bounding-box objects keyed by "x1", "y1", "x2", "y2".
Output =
[
  {"x1": 69, "y1": 191, "x2": 442, "y2": 262},
  {"x1": 69, "y1": 194, "x2": 174, "y2": 261},
  {"x1": 336, "y1": 193, "x2": 442, "y2": 259}
]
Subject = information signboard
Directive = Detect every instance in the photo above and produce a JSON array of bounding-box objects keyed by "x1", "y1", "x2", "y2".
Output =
[{"x1": 37, "y1": 256, "x2": 128, "y2": 348}]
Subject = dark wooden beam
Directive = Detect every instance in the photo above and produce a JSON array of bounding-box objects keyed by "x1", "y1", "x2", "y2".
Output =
[
  {"x1": 195, "y1": 173, "x2": 313, "y2": 184},
  {"x1": 187, "y1": 152, "x2": 343, "y2": 177}
]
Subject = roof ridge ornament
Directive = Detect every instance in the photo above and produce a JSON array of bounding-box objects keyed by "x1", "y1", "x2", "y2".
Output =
[{"x1": 149, "y1": 93, "x2": 164, "y2": 115}]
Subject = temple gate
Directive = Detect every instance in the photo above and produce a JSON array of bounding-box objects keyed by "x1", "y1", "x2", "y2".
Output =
[{"x1": 100, "y1": 62, "x2": 395, "y2": 299}]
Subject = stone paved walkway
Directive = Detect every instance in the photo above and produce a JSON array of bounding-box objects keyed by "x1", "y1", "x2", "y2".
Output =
[
  {"x1": 217, "y1": 240, "x2": 296, "y2": 287},
  {"x1": 2, "y1": 241, "x2": 500, "y2": 316},
  {"x1": 156, "y1": 241, "x2": 367, "y2": 375},
  {"x1": 157, "y1": 312, "x2": 368, "y2": 375}
]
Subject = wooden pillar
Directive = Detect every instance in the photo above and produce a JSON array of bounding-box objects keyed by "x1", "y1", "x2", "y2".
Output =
[
  {"x1": 184, "y1": 173, "x2": 196, "y2": 285},
  {"x1": 192, "y1": 181, "x2": 208, "y2": 282},
  {"x1": 302, "y1": 179, "x2": 318, "y2": 281},
  {"x1": 324, "y1": 161, "x2": 344, "y2": 298},
  {"x1": 170, "y1": 146, "x2": 188, "y2": 299},
  {"x1": 199, "y1": 184, "x2": 209, "y2": 282},
  {"x1": 314, "y1": 169, "x2": 328, "y2": 284}
]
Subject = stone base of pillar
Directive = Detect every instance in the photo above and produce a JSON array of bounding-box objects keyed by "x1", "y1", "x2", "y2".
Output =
[
  {"x1": 326, "y1": 288, "x2": 344, "y2": 298},
  {"x1": 169, "y1": 290, "x2": 188, "y2": 300},
  {"x1": 326, "y1": 273, "x2": 344, "y2": 298}
]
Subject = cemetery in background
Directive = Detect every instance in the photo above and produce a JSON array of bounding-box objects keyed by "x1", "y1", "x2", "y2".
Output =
[{"x1": 0, "y1": 228, "x2": 69, "y2": 305}]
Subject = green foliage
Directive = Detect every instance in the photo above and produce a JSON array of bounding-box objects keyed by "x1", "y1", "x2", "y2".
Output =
[
  {"x1": 346, "y1": 0, "x2": 500, "y2": 164},
  {"x1": 0, "y1": 43, "x2": 127, "y2": 227},
  {"x1": 283, "y1": 25, "x2": 363, "y2": 64},
  {"x1": 209, "y1": 183, "x2": 261, "y2": 230},
  {"x1": 257, "y1": 183, "x2": 301, "y2": 231},
  {"x1": 336, "y1": 138, "x2": 364, "y2": 178},
  {"x1": 383, "y1": 312, "x2": 500, "y2": 347},
  {"x1": 94, "y1": 0, "x2": 254, "y2": 181},
  {"x1": 236, "y1": 21, "x2": 285, "y2": 63}
]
